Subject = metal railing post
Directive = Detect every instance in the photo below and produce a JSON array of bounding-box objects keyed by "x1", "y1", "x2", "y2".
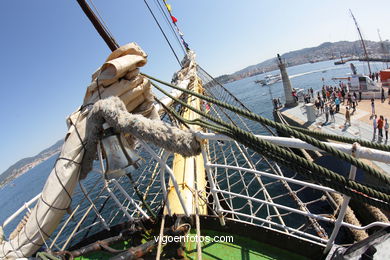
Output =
[
  {"x1": 201, "y1": 145, "x2": 225, "y2": 226},
  {"x1": 324, "y1": 143, "x2": 359, "y2": 254}
]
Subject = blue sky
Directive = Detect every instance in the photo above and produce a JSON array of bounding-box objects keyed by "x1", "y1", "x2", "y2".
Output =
[{"x1": 0, "y1": 0, "x2": 389, "y2": 173}]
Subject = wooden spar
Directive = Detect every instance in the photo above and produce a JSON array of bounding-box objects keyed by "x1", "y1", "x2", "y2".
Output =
[
  {"x1": 349, "y1": 9, "x2": 372, "y2": 75},
  {"x1": 166, "y1": 75, "x2": 208, "y2": 215},
  {"x1": 76, "y1": 0, "x2": 119, "y2": 52},
  {"x1": 378, "y1": 29, "x2": 389, "y2": 68}
]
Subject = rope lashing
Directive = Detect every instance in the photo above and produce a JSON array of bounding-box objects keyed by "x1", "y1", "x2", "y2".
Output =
[{"x1": 80, "y1": 96, "x2": 201, "y2": 179}]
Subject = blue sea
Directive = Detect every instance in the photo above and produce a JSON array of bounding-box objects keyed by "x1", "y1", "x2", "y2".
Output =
[{"x1": 0, "y1": 59, "x2": 386, "y2": 238}]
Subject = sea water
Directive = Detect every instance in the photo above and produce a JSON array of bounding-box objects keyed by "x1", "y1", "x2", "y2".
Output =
[{"x1": 0, "y1": 59, "x2": 385, "y2": 238}]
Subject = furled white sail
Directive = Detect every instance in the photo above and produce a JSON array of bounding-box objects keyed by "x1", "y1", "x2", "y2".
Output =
[{"x1": 0, "y1": 43, "x2": 156, "y2": 259}]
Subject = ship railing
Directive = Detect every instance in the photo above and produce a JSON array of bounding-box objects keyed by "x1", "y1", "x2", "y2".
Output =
[
  {"x1": 49, "y1": 139, "x2": 190, "y2": 251},
  {"x1": 2, "y1": 132, "x2": 389, "y2": 254},
  {"x1": 196, "y1": 132, "x2": 390, "y2": 252},
  {"x1": 1, "y1": 137, "x2": 192, "y2": 251},
  {"x1": 1, "y1": 193, "x2": 41, "y2": 229}
]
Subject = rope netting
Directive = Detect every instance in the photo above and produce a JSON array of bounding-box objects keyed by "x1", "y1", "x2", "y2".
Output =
[
  {"x1": 143, "y1": 70, "x2": 390, "y2": 210},
  {"x1": 151, "y1": 67, "x2": 352, "y2": 243}
]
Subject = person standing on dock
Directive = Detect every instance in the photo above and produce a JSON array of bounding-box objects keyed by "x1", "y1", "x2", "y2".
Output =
[
  {"x1": 347, "y1": 93, "x2": 352, "y2": 107},
  {"x1": 335, "y1": 96, "x2": 340, "y2": 113},
  {"x1": 373, "y1": 115, "x2": 377, "y2": 139},
  {"x1": 353, "y1": 92, "x2": 358, "y2": 106},
  {"x1": 320, "y1": 98, "x2": 324, "y2": 114},
  {"x1": 345, "y1": 107, "x2": 351, "y2": 126},
  {"x1": 378, "y1": 116, "x2": 384, "y2": 140},
  {"x1": 371, "y1": 98, "x2": 376, "y2": 116},
  {"x1": 330, "y1": 105, "x2": 335, "y2": 123},
  {"x1": 388, "y1": 88, "x2": 390, "y2": 104},
  {"x1": 322, "y1": 87, "x2": 326, "y2": 101},
  {"x1": 324, "y1": 104, "x2": 329, "y2": 123},
  {"x1": 381, "y1": 88, "x2": 385, "y2": 103},
  {"x1": 385, "y1": 118, "x2": 389, "y2": 142},
  {"x1": 351, "y1": 95, "x2": 356, "y2": 112}
]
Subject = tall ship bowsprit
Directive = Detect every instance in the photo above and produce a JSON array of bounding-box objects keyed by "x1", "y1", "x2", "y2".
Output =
[{"x1": 0, "y1": 1, "x2": 389, "y2": 259}]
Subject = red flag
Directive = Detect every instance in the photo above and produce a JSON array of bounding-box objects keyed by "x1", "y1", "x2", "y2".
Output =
[{"x1": 171, "y1": 15, "x2": 178, "y2": 23}]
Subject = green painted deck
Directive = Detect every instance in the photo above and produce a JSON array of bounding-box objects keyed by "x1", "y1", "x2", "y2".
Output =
[
  {"x1": 183, "y1": 230, "x2": 307, "y2": 260},
  {"x1": 74, "y1": 229, "x2": 308, "y2": 259}
]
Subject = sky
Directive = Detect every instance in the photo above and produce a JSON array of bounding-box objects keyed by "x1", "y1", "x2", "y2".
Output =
[{"x1": 0, "y1": 0, "x2": 389, "y2": 173}]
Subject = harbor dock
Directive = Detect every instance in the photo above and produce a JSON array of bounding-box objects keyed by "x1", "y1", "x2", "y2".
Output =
[{"x1": 276, "y1": 98, "x2": 390, "y2": 175}]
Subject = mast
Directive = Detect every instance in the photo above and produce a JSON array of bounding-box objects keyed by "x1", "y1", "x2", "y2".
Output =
[
  {"x1": 349, "y1": 9, "x2": 371, "y2": 75},
  {"x1": 377, "y1": 29, "x2": 389, "y2": 68}
]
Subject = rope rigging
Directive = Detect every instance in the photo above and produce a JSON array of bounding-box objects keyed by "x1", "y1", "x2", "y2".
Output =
[
  {"x1": 153, "y1": 0, "x2": 187, "y2": 55},
  {"x1": 142, "y1": 0, "x2": 182, "y2": 66},
  {"x1": 144, "y1": 74, "x2": 390, "y2": 210},
  {"x1": 144, "y1": 73, "x2": 390, "y2": 152},
  {"x1": 143, "y1": 73, "x2": 390, "y2": 186}
]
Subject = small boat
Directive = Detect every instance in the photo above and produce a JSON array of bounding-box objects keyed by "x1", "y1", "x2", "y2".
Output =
[
  {"x1": 264, "y1": 74, "x2": 281, "y2": 85},
  {"x1": 254, "y1": 79, "x2": 266, "y2": 85},
  {"x1": 255, "y1": 74, "x2": 281, "y2": 86}
]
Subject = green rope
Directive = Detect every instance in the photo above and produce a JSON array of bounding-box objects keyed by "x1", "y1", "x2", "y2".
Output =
[
  {"x1": 143, "y1": 73, "x2": 390, "y2": 187},
  {"x1": 36, "y1": 252, "x2": 61, "y2": 260},
  {"x1": 150, "y1": 80, "x2": 390, "y2": 210},
  {"x1": 180, "y1": 114, "x2": 390, "y2": 210},
  {"x1": 144, "y1": 72, "x2": 390, "y2": 152}
]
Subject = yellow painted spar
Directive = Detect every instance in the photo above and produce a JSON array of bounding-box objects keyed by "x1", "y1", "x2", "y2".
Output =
[{"x1": 166, "y1": 76, "x2": 207, "y2": 215}]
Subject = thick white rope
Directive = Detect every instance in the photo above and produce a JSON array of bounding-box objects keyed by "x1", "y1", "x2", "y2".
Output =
[{"x1": 80, "y1": 96, "x2": 201, "y2": 178}]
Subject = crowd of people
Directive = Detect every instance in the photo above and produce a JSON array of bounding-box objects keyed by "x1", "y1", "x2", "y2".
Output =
[
  {"x1": 297, "y1": 83, "x2": 389, "y2": 143},
  {"x1": 307, "y1": 83, "x2": 359, "y2": 125},
  {"x1": 369, "y1": 72, "x2": 380, "y2": 82},
  {"x1": 372, "y1": 106, "x2": 389, "y2": 142}
]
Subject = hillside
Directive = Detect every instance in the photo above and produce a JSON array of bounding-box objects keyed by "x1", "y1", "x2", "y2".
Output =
[
  {"x1": 0, "y1": 139, "x2": 64, "y2": 187},
  {"x1": 215, "y1": 40, "x2": 390, "y2": 83}
]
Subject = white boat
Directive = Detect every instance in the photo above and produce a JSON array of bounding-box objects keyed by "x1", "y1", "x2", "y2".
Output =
[{"x1": 264, "y1": 74, "x2": 282, "y2": 86}]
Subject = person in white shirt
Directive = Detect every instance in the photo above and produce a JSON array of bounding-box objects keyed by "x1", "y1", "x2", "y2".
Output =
[{"x1": 373, "y1": 115, "x2": 377, "y2": 139}]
